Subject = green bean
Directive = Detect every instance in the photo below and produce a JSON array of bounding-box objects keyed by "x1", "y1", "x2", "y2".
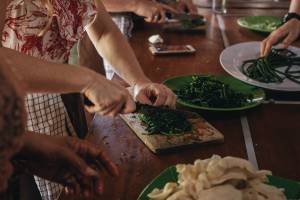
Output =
[{"x1": 241, "y1": 48, "x2": 300, "y2": 84}]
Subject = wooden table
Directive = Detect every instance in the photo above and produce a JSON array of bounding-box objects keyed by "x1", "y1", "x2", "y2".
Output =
[{"x1": 70, "y1": 6, "x2": 300, "y2": 200}]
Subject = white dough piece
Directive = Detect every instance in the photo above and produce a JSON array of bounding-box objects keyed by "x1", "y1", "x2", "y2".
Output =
[{"x1": 148, "y1": 34, "x2": 164, "y2": 44}]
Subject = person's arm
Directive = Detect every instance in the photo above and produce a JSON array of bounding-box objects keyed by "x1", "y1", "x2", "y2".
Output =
[
  {"x1": 101, "y1": 0, "x2": 135, "y2": 13},
  {"x1": 0, "y1": 47, "x2": 135, "y2": 116},
  {"x1": 261, "y1": 0, "x2": 300, "y2": 56},
  {"x1": 0, "y1": 47, "x2": 94, "y2": 94},
  {"x1": 289, "y1": 0, "x2": 300, "y2": 13},
  {"x1": 101, "y1": 0, "x2": 177, "y2": 23},
  {"x1": 86, "y1": 1, "x2": 176, "y2": 107}
]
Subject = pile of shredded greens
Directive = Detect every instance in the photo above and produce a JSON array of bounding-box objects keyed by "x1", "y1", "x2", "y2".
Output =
[
  {"x1": 180, "y1": 15, "x2": 205, "y2": 29},
  {"x1": 241, "y1": 48, "x2": 300, "y2": 84},
  {"x1": 137, "y1": 104, "x2": 192, "y2": 135},
  {"x1": 250, "y1": 20, "x2": 281, "y2": 32},
  {"x1": 175, "y1": 76, "x2": 253, "y2": 108}
]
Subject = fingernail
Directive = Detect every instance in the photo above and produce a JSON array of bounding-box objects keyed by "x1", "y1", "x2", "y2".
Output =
[
  {"x1": 84, "y1": 190, "x2": 90, "y2": 197},
  {"x1": 86, "y1": 167, "x2": 98, "y2": 176},
  {"x1": 98, "y1": 185, "x2": 104, "y2": 194}
]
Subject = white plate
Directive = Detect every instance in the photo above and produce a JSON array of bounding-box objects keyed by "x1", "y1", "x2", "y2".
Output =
[{"x1": 220, "y1": 41, "x2": 300, "y2": 91}]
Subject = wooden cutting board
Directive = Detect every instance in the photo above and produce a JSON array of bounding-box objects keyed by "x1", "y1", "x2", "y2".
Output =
[{"x1": 120, "y1": 111, "x2": 224, "y2": 153}]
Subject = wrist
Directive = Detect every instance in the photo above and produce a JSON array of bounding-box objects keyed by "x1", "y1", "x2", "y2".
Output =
[
  {"x1": 285, "y1": 18, "x2": 300, "y2": 31},
  {"x1": 283, "y1": 12, "x2": 300, "y2": 23}
]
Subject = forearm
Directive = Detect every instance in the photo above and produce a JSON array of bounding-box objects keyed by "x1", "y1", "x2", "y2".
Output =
[
  {"x1": 87, "y1": 1, "x2": 150, "y2": 86},
  {"x1": 289, "y1": 0, "x2": 300, "y2": 14},
  {"x1": 0, "y1": 47, "x2": 97, "y2": 94},
  {"x1": 100, "y1": 0, "x2": 136, "y2": 13}
]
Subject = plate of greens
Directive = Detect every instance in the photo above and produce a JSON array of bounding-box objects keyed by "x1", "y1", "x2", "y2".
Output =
[
  {"x1": 237, "y1": 16, "x2": 282, "y2": 33},
  {"x1": 220, "y1": 41, "x2": 300, "y2": 91},
  {"x1": 138, "y1": 166, "x2": 300, "y2": 200},
  {"x1": 163, "y1": 75, "x2": 265, "y2": 111}
]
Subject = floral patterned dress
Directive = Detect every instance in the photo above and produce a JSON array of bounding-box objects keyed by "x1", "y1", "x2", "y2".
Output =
[{"x1": 2, "y1": 0, "x2": 97, "y2": 199}]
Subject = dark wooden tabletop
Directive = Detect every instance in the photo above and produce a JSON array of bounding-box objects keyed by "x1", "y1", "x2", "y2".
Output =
[{"x1": 64, "y1": 6, "x2": 300, "y2": 200}]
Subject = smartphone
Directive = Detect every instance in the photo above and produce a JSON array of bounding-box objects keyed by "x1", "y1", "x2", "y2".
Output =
[{"x1": 149, "y1": 44, "x2": 196, "y2": 55}]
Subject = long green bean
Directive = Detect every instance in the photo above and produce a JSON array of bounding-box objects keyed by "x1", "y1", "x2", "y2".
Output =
[{"x1": 241, "y1": 48, "x2": 300, "y2": 84}]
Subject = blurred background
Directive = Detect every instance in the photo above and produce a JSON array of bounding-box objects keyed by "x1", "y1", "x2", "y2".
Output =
[{"x1": 194, "y1": 0, "x2": 290, "y2": 9}]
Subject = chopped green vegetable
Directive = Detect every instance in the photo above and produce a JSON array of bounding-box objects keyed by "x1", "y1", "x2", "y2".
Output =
[
  {"x1": 137, "y1": 104, "x2": 192, "y2": 135},
  {"x1": 241, "y1": 48, "x2": 300, "y2": 84},
  {"x1": 176, "y1": 76, "x2": 253, "y2": 108},
  {"x1": 180, "y1": 15, "x2": 205, "y2": 29},
  {"x1": 244, "y1": 19, "x2": 281, "y2": 32}
]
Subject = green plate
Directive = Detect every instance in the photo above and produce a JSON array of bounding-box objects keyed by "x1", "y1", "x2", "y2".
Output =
[
  {"x1": 138, "y1": 166, "x2": 300, "y2": 200},
  {"x1": 163, "y1": 75, "x2": 265, "y2": 111},
  {"x1": 237, "y1": 16, "x2": 282, "y2": 33}
]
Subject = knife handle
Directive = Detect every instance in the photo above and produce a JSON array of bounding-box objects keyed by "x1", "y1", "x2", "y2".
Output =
[{"x1": 83, "y1": 96, "x2": 94, "y2": 107}]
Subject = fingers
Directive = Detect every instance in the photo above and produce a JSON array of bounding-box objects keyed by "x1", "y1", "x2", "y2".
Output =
[
  {"x1": 70, "y1": 138, "x2": 119, "y2": 177},
  {"x1": 85, "y1": 100, "x2": 123, "y2": 116},
  {"x1": 164, "y1": 88, "x2": 177, "y2": 109},
  {"x1": 63, "y1": 174, "x2": 81, "y2": 195},
  {"x1": 97, "y1": 150, "x2": 119, "y2": 177},
  {"x1": 149, "y1": 9, "x2": 165, "y2": 23},
  {"x1": 62, "y1": 148, "x2": 99, "y2": 178},
  {"x1": 153, "y1": 86, "x2": 176, "y2": 108},
  {"x1": 158, "y1": 8, "x2": 167, "y2": 23},
  {"x1": 121, "y1": 95, "x2": 136, "y2": 114},
  {"x1": 62, "y1": 139, "x2": 119, "y2": 196},
  {"x1": 135, "y1": 88, "x2": 153, "y2": 105},
  {"x1": 99, "y1": 101, "x2": 124, "y2": 117},
  {"x1": 260, "y1": 26, "x2": 289, "y2": 56},
  {"x1": 146, "y1": 3, "x2": 178, "y2": 23},
  {"x1": 261, "y1": 33, "x2": 282, "y2": 56},
  {"x1": 153, "y1": 87, "x2": 167, "y2": 106},
  {"x1": 85, "y1": 89, "x2": 133, "y2": 117},
  {"x1": 94, "y1": 172, "x2": 104, "y2": 194},
  {"x1": 135, "y1": 83, "x2": 177, "y2": 108},
  {"x1": 281, "y1": 32, "x2": 298, "y2": 48},
  {"x1": 100, "y1": 93, "x2": 135, "y2": 116}
]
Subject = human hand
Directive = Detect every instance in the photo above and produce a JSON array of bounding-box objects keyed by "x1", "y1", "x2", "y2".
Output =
[
  {"x1": 261, "y1": 19, "x2": 300, "y2": 56},
  {"x1": 16, "y1": 134, "x2": 119, "y2": 197},
  {"x1": 133, "y1": 0, "x2": 178, "y2": 23},
  {"x1": 133, "y1": 82, "x2": 176, "y2": 108},
  {"x1": 176, "y1": 0, "x2": 198, "y2": 14},
  {"x1": 82, "y1": 73, "x2": 135, "y2": 117}
]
